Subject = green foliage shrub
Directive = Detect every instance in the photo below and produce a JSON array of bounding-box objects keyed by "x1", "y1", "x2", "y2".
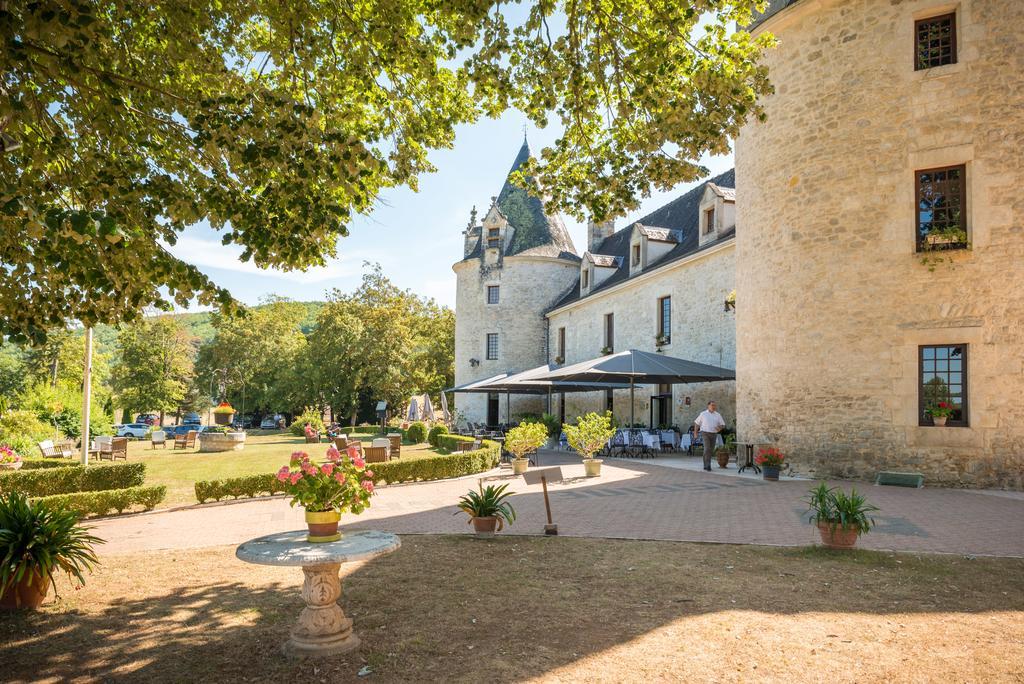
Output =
[
  {"x1": 289, "y1": 407, "x2": 325, "y2": 436},
  {"x1": 406, "y1": 421, "x2": 428, "y2": 443},
  {"x1": 34, "y1": 485, "x2": 166, "y2": 517},
  {"x1": 0, "y1": 410, "x2": 55, "y2": 458},
  {"x1": 0, "y1": 463, "x2": 147, "y2": 497},
  {"x1": 193, "y1": 441, "x2": 500, "y2": 502},
  {"x1": 18, "y1": 457, "x2": 75, "y2": 470},
  {"x1": 436, "y1": 434, "x2": 476, "y2": 452},
  {"x1": 17, "y1": 383, "x2": 114, "y2": 438},
  {"x1": 427, "y1": 424, "x2": 448, "y2": 447}
]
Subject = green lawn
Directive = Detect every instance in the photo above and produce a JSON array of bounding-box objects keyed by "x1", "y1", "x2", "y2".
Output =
[{"x1": 127, "y1": 431, "x2": 442, "y2": 507}]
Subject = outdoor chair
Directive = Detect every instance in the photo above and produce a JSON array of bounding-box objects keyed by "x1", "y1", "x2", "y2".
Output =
[
  {"x1": 333, "y1": 436, "x2": 349, "y2": 451},
  {"x1": 109, "y1": 437, "x2": 128, "y2": 461},
  {"x1": 387, "y1": 434, "x2": 401, "y2": 460},
  {"x1": 607, "y1": 430, "x2": 627, "y2": 457},
  {"x1": 185, "y1": 430, "x2": 198, "y2": 449},
  {"x1": 151, "y1": 430, "x2": 167, "y2": 449},
  {"x1": 363, "y1": 446, "x2": 388, "y2": 464},
  {"x1": 304, "y1": 430, "x2": 320, "y2": 443},
  {"x1": 37, "y1": 439, "x2": 62, "y2": 458},
  {"x1": 58, "y1": 439, "x2": 77, "y2": 458}
]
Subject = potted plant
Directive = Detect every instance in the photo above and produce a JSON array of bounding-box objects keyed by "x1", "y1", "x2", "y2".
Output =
[
  {"x1": 563, "y1": 411, "x2": 617, "y2": 477},
  {"x1": 455, "y1": 483, "x2": 516, "y2": 534},
  {"x1": 715, "y1": 433, "x2": 735, "y2": 469},
  {"x1": 554, "y1": 355, "x2": 565, "y2": 365},
  {"x1": 755, "y1": 447, "x2": 785, "y2": 481},
  {"x1": 0, "y1": 492, "x2": 103, "y2": 610},
  {"x1": 600, "y1": 346, "x2": 613, "y2": 356},
  {"x1": 655, "y1": 334, "x2": 670, "y2": 351},
  {"x1": 277, "y1": 446, "x2": 375, "y2": 542},
  {"x1": 0, "y1": 444, "x2": 22, "y2": 470},
  {"x1": 504, "y1": 422, "x2": 548, "y2": 475},
  {"x1": 212, "y1": 401, "x2": 236, "y2": 426},
  {"x1": 806, "y1": 483, "x2": 878, "y2": 550},
  {"x1": 926, "y1": 401, "x2": 954, "y2": 427}
]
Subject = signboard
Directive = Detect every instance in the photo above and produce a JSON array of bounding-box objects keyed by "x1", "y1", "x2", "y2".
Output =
[
  {"x1": 522, "y1": 467, "x2": 563, "y2": 486},
  {"x1": 375, "y1": 401, "x2": 387, "y2": 411}
]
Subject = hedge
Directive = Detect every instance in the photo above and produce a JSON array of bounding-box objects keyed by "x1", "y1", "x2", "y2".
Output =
[
  {"x1": 193, "y1": 441, "x2": 501, "y2": 503},
  {"x1": 195, "y1": 473, "x2": 288, "y2": 503},
  {"x1": 0, "y1": 462, "x2": 147, "y2": 497},
  {"x1": 436, "y1": 434, "x2": 477, "y2": 452},
  {"x1": 33, "y1": 485, "x2": 167, "y2": 518},
  {"x1": 19, "y1": 458, "x2": 78, "y2": 470},
  {"x1": 427, "y1": 424, "x2": 448, "y2": 447}
]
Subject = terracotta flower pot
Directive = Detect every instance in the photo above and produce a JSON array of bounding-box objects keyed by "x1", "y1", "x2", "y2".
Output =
[
  {"x1": 305, "y1": 509, "x2": 342, "y2": 543},
  {"x1": 583, "y1": 458, "x2": 603, "y2": 477},
  {"x1": 817, "y1": 523, "x2": 861, "y2": 550},
  {"x1": 0, "y1": 572, "x2": 51, "y2": 611},
  {"x1": 472, "y1": 516, "x2": 498, "y2": 534},
  {"x1": 716, "y1": 449, "x2": 730, "y2": 469},
  {"x1": 762, "y1": 466, "x2": 780, "y2": 481},
  {"x1": 932, "y1": 416, "x2": 947, "y2": 427},
  {"x1": 512, "y1": 458, "x2": 529, "y2": 475}
]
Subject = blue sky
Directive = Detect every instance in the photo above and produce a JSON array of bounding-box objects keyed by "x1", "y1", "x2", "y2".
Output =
[{"x1": 165, "y1": 114, "x2": 734, "y2": 310}]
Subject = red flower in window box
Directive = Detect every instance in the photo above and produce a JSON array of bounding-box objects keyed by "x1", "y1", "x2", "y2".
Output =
[{"x1": 926, "y1": 401, "x2": 954, "y2": 419}]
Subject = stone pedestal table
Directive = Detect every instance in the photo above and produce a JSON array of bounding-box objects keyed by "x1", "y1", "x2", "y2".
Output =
[{"x1": 235, "y1": 529, "x2": 400, "y2": 657}]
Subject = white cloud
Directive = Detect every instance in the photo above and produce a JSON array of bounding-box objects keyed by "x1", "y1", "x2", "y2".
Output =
[{"x1": 162, "y1": 234, "x2": 381, "y2": 285}]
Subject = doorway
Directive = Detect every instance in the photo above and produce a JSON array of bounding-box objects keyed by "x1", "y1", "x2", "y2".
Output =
[
  {"x1": 650, "y1": 384, "x2": 672, "y2": 428},
  {"x1": 487, "y1": 393, "x2": 500, "y2": 428}
]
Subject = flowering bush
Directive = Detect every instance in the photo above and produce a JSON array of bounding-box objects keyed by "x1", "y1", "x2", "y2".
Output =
[
  {"x1": 276, "y1": 446, "x2": 374, "y2": 513},
  {"x1": 212, "y1": 402, "x2": 235, "y2": 415},
  {"x1": 0, "y1": 444, "x2": 20, "y2": 465},
  {"x1": 754, "y1": 447, "x2": 785, "y2": 469},
  {"x1": 926, "y1": 401, "x2": 954, "y2": 419}
]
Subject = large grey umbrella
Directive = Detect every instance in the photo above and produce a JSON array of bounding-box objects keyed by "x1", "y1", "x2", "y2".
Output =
[
  {"x1": 540, "y1": 350, "x2": 736, "y2": 426},
  {"x1": 421, "y1": 394, "x2": 434, "y2": 422},
  {"x1": 406, "y1": 397, "x2": 419, "y2": 422}
]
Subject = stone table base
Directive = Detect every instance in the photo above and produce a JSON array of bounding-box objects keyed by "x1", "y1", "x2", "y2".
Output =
[{"x1": 288, "y1": 562, "x2": 359, "y2": 656}]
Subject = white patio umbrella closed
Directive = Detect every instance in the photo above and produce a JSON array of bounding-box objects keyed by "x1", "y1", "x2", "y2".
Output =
[
  {"x1": 421, "y1": 394, "x2": 434, "y2": 422},
  {"x1": 406, "y1": 397, "x2": 419, "y2": 422}
]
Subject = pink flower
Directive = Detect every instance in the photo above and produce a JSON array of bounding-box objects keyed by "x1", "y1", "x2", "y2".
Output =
[
  {"x1": 361, "y1": 481, "x2": 374, "y2": 493},
  {"x1": 326, "y1": 446, "x2": 341, "y2": 462},
  {"x1": 289, "y1": 473, "x2": 302, "y2": 485},
  {"x1": 276, "y1": 471, "x2": 289, "y2": 482},
  {"x1": 364, "y1": 470, "x2": 373, "y2": 478},
  {"x1": 352, "y1": 456, "x2": 365, "y2": 469},
  {"x1": 303, "y1": 463, "x2": 317, "y2": 476},
  {"x1": 321, "y1": 463, "x2": 335, "y2": 476},
  {"x1": 290, "y1": 451, "x2": 307, "y2": 465},
  {"x1": 334, "y1": 472, "x2": 346, "y2": 483},
  {"x1": 346, "y1": 445, "x2": 360, "y2": 459}
]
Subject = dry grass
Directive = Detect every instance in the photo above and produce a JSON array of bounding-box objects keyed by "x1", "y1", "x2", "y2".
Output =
[{"x1": 2, "y1": 536, "x2": 1023, "y2": 683}]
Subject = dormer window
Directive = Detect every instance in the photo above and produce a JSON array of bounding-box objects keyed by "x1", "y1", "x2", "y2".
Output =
[
  {"x1": 698, "y1": 183, "x2": 734, "y2": 247},
  {"x1": 486, "y1": 227, "x2": 500, "y2": 249},
  {"x1": 704, "y1": 207, "x2": 716, "y2": 235},
  {"x1": 631, "y1": 244, "x2": 641, "y2": 266}
]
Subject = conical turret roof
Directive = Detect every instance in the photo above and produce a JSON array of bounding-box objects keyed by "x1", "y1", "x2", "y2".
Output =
[{"x1": 492, "y1": 139, "x2": 579, "y2": 260}]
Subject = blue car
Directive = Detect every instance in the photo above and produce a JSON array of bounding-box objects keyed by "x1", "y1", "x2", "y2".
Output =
[{"x1": 171, "y1": 424, "x2": 206, "y2": 436}]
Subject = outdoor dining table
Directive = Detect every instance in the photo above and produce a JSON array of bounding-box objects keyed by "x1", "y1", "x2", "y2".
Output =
[{"x1": 236, "y1": 529, "x2": 400, "y2": 657}]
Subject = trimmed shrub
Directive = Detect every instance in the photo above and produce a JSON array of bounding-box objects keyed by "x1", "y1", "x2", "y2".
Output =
[
  {"x1": 33, "y1": 485, "x2": 166, "y2": 517},
  {"x1": 18, "y1": 457, "x2": 76, "y2": 470},
  {"x1": 289, "y1": 407, "x2": 326, "y2": 436},
  {"x1": 436, "y1": 434, "x2": 477, "y2": 452},
  {"x1": 0, "y1": 463, "x2": 147, "y2": 497},
  {"x1": 194, "y1": 474, "x2": 288, "y2": 503},
  {"x1": 192, "y1": 441, "x2": 501, "y2": 502},
  {"x1": 406, "y1": 421, "x2": 428, "y2": 444},
  {"x1": 427, "y1": 424, "x2": 448, "y2": 447}
]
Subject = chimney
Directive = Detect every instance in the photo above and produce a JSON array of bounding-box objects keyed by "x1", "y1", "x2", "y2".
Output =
[{"x1": 587, "y1": 218, "x2": 615, "y2": 252}]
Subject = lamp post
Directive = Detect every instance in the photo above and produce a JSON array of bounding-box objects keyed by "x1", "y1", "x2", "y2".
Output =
[{"x1": 80, "y1": 327, "x2": 93, "y2": 465}]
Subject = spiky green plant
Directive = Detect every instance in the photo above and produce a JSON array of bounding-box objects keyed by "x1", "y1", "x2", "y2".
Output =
[
  {"x1": 0, "y1": 492, "x2": 103, "y2": 606},
  {"x1": 455, "y1": 483, "x2": 516, "y2": 530},
  {"x1": 805, "y1": 483, "x2": 879, "y2": 536}
]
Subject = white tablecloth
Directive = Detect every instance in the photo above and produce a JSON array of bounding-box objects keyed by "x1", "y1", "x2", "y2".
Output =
[{"x1": 659, "y1": 431, "x2": 679, "y2": 448}]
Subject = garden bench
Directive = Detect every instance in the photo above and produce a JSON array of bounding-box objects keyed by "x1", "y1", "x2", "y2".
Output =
[
  {"x1": 363, "y1": 446, "x2": 388, "y2": 464},
  {"x1": 174, "y1": 430, "x2": 198, "y2": 450},
  {"x1": 37, "y1": 439, "x2": 62, "y2": 458}
]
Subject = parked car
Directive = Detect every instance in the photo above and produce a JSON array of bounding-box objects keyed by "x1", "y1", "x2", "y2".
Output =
[
  {"x1": 170, "y1": 424, "x2": 206, "y2": 436},
  {"x1": 259, "y1": 417, "x2": 278, "y2": 430},
  {"x1": 181, "y1": 412, "x2": 202, "y2": 425},
  {"x1": 116, "y1": 423, "x2": 151, "y2": 439},
  {"x1": 231, "y1": 416, "x2": 252, "y2": 430},
  {"x1": 135, "y1": 413, "x2": 158, "y2": 426}
]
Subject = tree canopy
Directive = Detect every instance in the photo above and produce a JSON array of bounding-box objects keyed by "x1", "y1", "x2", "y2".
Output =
[{"x1": 1, "y1": 1, "x2": 773, "y2": 340}]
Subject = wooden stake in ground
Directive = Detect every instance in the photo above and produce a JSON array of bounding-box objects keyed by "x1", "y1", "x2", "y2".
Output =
[{"x1": 523, "y1": 467, "x2": 563, "y2": 535}]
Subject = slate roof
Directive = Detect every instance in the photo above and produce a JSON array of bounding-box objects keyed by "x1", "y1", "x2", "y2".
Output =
[
  {"x1": 548, "y1": 168, "x2": 736, "y2": 312},
  {"x1": 588, "y1": 254, "x2": 622, "y2": 268},
  {"x1": 462, "y1": 139, "x2": 580, "y2": 262},
  {"x1": 634, "y1": 224, "x2": 681, "y2": 243},
  {"x1": 748, "y1": 0, "x2": 803, "y2": 30}
]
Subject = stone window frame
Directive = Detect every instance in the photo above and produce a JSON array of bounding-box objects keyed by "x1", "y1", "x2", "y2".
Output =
[
  {"x1": 703, "y1": 207, "x2": 716, "y2": 235},
  {"x1": 485, "y1": 333, "x2": 499, "y2": 361},
  {"x1": 486, "y1": 284, "x2": 500, "y2": 305},
  {"x1": 603, "y1": 313, "x2": 614, "y2": 353},
  {"x1": 556, "y1": 326, "x2": 566, "y2": 363},
  {"x1": 914, "y1": 11, "x2": 957, "y2": 71},
  {"x1": 631, "y1": 243, "x2": 641, "y2": 267},
  {"x1": 918, "y1": 343, "x2": 969, "y2": 427},
  {"x1": 581, "y1": 267, "x2": 590, "y2": 290},
  {"x1": 657, "y1": 296, "x2": 671, "y2": 344},
  {"x1": 915, "y1": 164, "x2": 968, "y2": 252},
  {"x1": 906, "y1": 144, "x2": 978, "y2": 256}
]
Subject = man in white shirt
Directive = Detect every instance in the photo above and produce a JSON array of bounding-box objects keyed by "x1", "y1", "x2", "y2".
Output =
[{"x1": 694, "y1": 401, "x2": 726, "y2": 471}]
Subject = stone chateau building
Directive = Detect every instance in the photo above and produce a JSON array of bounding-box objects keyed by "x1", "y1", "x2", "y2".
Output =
[{"x1": 455, "y1": 0, "x2": 1023, "y2": 489}]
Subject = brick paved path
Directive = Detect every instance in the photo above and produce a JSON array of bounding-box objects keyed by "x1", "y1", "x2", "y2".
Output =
[{"x1": 90, "y1": 453, "x2": 1024, "y2": 557}]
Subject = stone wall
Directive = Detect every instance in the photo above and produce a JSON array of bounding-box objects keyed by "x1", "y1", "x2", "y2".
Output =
[
  {"x1": 736, "y1": 0, "x2": 1024, "y2": 488},
  {"x1": 548, "y1": 243, "x2": 736, "y2": 430},
  {"x1": 453, "y1": 255, "x2": 579, "y2": 425}
]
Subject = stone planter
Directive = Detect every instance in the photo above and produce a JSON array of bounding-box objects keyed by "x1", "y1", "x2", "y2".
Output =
[
  {"x1": 762, "y1": 466, "x2": 780, "y2": 481},
  {"x1": 512, "y1": 458, "x2": 529, "y2": 475},
  {"x1": 817, "y1": 523, "x2": 861, "y2": 550},
  {"x1": 213, "y1": 411, "x2": 235, "y2": 426},
  {"x1": 932, "y1": 416, "x2": 948, "y2": 427},
  {"x1": 583, "y1": 458, "x2": 603, "y2": 477},
  {"x1": 0, "y1": 460, "x2": 23, "y2": 471},
  {"x1": 198, "y1": 431, "x2": 246, "y2": 453},
  {"x1": 472, "y1": 516, "x2": 498, "y2": 534},
  {"x1": 305, "y1": 509, "x2": 342, "y2": 543}
]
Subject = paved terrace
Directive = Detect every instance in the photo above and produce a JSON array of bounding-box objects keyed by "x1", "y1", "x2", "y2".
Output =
[{"x1": 91, "y1": 452, "x2": 1024, "y2": 558}]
